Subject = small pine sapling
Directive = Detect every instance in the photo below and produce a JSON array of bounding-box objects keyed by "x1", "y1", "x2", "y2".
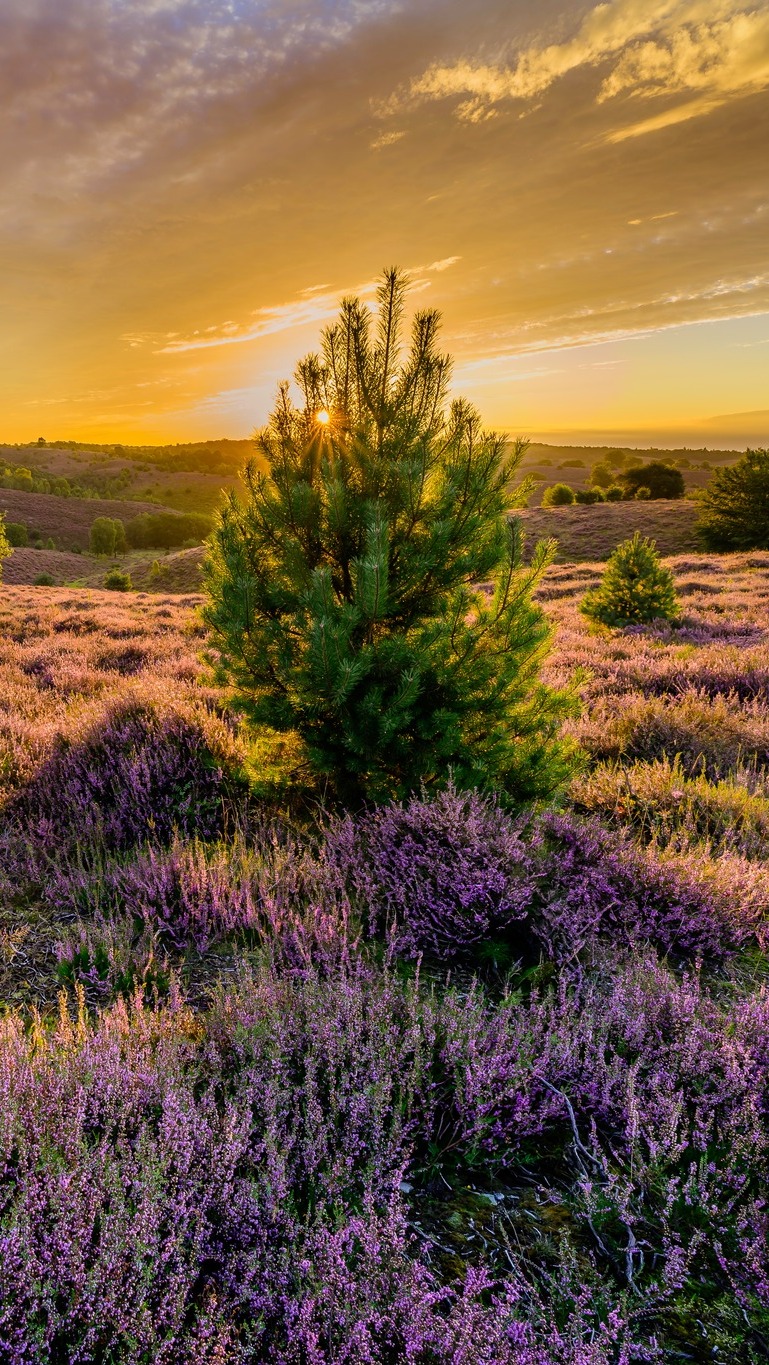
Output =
[
  {"x1": 205, "y1": 268, "x2": 575, "y2": 806},
  {"x1": 581, "y1": 531, "x2": 679, "y2": 628}
]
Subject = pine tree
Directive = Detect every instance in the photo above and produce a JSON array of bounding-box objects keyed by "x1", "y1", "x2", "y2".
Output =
[
  {"x1": 581, "y1": 532, "x2": 679, "y2": 628},
  {"x1": 698, "y1": 448, "x2": 769, "y2": 551},
  {"x1": 204, "y1": 268, "x2": 575, "y2": 806}
]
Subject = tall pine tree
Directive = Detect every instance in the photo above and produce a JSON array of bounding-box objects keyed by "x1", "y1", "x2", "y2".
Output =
[{"x1": 204, "y1": 269, "x2": 575, "y2": 805}]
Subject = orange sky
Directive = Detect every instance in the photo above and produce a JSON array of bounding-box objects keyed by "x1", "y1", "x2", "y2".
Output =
[{"x1": 1, "y1": 0, "x2": 768, "y2": 447}]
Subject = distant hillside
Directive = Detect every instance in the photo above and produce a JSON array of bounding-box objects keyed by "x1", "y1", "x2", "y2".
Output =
[
  {"x1": 0, "y1": 488, "x2": 181, "y2": 551},
  {"x1": 518, "y1": 499, "x2": 700, "y2": 562}
]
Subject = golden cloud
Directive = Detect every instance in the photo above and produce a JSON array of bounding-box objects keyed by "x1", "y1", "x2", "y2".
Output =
[{"x1": 383, "y1": 0, "x2": 769, "y2": 136}]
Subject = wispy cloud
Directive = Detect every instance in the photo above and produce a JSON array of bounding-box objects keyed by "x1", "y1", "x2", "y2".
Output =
[
  {"x1": 132, "y1": 258, "x2": 462, "y2": 356},
  {"x1": 380, "y1": 0, "x2": 769, "y2": 139}
]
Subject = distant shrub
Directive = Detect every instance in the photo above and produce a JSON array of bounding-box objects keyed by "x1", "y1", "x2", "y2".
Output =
[
  {"x1": 0, "y1": 516, "x2": 10, "y2": 579},
  {"x1": 33, "y1": 573, "x2": 55, "y2": 587},
  {"x1": 605, "y1": 449, "x2": 628, "y2": 469},
  {"x1": 698, "y1": 447, "x2": 769, "y2": 551},
  {"x1": 5, "y1": 521, "x2": 28, "y2": 546},
  {"x1": 620, "y1": 461, "x2": 685, "y2": 500},
  {"x1": 635, "y1": 485, "x2": 652, "y2": 501},
  {"x1": 561, "y1": 458, "x2": 585, "y2": 467},
  {"x1": 581, "y1": 532, "x2": 679, "y2": 627},
  {"x1": 574, "y1": 487, "x2": 604, "y2": 504},
  {"x1": 44, "y1": 537, "x2": 56, "y2": 550},
  {"x1": 589, "y1": 462, "x2": 613, "y2": 490},
  {"x1": 604, "y1": 484, "x2": 624, "y2": 502},
  {"x1": 541, "y1": 482, "x2": 575, "y2": 506},
  {"x1": 104, "y1": 568, "x2": 132, "y2": 591},
  {"x1": 90, "y1": 516, "x2": 127, "y2": 556}
]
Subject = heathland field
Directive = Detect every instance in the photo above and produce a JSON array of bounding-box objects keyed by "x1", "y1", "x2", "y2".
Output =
[{"x1": 1, "y1": 549, "x2": 769, "y2": 1358}]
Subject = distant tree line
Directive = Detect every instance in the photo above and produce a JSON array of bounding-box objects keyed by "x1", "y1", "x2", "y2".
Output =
[
  {"x1": 0, "y1": 461, "x2": 98, "y2": 500},
  {"x1": 89, "y1": 511, "x2": 213, "y2": 556},
  {"x1": 541, "y1": 460, "x2": 685, "y2": 506}
]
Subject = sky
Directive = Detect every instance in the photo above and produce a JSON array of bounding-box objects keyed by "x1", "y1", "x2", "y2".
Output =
[{"x1": 1, "y1": 0, "x2": 768, "y2": 447}]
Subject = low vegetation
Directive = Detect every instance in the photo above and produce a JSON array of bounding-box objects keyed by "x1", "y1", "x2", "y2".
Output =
[{"x1": 0, "y1": 547, "x2": 767, "y2": 1358}]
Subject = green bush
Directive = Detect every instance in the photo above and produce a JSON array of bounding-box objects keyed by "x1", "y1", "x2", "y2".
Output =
[
  {"x1": 541, "y1": 482, "x2": 575, "y2": 506},
  {"x1": 581, "y1": 532, "x2": 679, "y2": 628},
  {"x1": 205, "y1": 267, "x2": 575, "y2": 807},
  {"x1": 90, "y1": 517, "x2": 127, "y2": 556},
  {"x1": 697, "y1": 448, "x2": 769, "y2": 551},
  {"x1": 575, "y1": 487, "x2": 604, "y2": 505},
  {"x1": 620, "y1": 461, "x2": 684, "y2": 500},
  {"x1": 589, "y1": 462, "x2": 613, "y2": 490},
  {"x1": 604, "y1": 449, "x2": 628, "y2": 470},
  {"x1": 0, "y1": 517, "x2": 9, "y2": 580},
  {"x1": 104, "y1": 568, "x2": 132, "y2": 591},
  {"x1": 635, "y1": 486, "x2": 652, "y2": 501},
  {"x1": 5, "y1": 521, "x2": 28, "y2": 547},
  {"x1": 604, "y1": 485, "x2": 625, "y2": 502},
  {"x1": 33, "y1": 573, "x2": 55, "y2": 586}
]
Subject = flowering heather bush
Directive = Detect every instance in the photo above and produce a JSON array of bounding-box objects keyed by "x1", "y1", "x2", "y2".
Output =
[
  {"x1": 53, "y1": 828, "x2": 354, "y2": 966},
  {"x1": 529, "y1": 812, "x2": 748, "y2": 960},
  {"x1": 0, "y1": 959, "x2": 767, "y2": 1360},
  {"x1": 323, "y1": 789, "x2": 748, "y2": 965},
  {"x1": 323, "y1": 785, "x2": 535, "y2": 959},
  {"x1": 1, "y1": 695, "x2": 242, "y2": 869}
]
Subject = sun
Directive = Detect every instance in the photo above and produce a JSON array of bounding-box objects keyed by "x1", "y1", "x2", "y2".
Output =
[{"x1": 316, "y1": 409, "x2": 331, "y2": 425}]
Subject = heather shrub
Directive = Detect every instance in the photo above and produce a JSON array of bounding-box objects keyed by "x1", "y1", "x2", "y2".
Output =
[
  {"x1": 2, "y1": 696, "x2": 243, "y2": 865},
  {"x1": 541, "y1": 482, "x2": 574, "y2": 506},
  {"x1": 52, "y1": 829, "x2": 354, "y2": 966},
  {"x1": 1, "y1": 960, "x2": 767, "y2": 1359},
  {"x1": 581, "y1": 533, "x2": 679, "y2": 628},
  {"x1": 323, "y1": 785, "x2": 535, "y2": 961},
  {"x1": 529, "y1": 812, "x2": 743, "y2": 960}
]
